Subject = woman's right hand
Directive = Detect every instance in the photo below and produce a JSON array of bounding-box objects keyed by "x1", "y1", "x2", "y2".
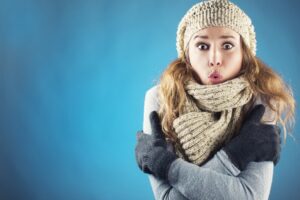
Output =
[
  {"x1": 223, "y1": 104, "x2": 281, "y2": 171},
  {"x1": 135, "y1": 111, "x2": 178, "y2": 179}
]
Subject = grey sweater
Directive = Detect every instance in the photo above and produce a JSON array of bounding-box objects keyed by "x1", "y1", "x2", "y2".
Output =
[{"x1": 142, "y1": 85, "x2": 275, "y2": 200}]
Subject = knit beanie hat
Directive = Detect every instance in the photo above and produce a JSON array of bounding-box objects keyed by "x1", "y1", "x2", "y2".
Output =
[{"x1": 176, "y1": 0, "x2": 256, "y2": 58}]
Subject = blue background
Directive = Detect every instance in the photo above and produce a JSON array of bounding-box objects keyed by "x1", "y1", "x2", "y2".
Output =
[{"x1": 0, "y1": 0, "x2": 299, "y2": 199}]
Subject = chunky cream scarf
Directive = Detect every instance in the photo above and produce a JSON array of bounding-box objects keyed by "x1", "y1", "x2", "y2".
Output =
[{"x1": 172, "y1": 76, "x2": 253, "y2": 165}]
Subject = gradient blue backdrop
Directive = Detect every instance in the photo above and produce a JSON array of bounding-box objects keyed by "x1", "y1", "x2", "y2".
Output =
[{"x1": 0, "y1": 0, "x2": 299, "y2": 199}]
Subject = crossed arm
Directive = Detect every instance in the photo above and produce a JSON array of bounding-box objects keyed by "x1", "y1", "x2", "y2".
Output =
[{"x1": 142, "y1": 86, "x2": 274, "y2": 200}]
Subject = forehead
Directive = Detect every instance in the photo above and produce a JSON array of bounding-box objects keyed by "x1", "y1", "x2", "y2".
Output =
[{"x1": 192, "y1": 27, "x2": 240, "y2": 40}]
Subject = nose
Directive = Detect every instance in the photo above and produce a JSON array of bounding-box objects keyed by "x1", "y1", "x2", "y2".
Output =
[{"x1": 209, "y1": 47, "x2": 222, "y2": 67}]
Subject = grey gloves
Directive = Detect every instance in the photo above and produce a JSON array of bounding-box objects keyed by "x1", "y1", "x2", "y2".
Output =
[
  {"x1": 223, "y1": 104, "x2": 281, "y2": 171},
  {"x1": 135, "y1": 111, "x2": 177, "y2": 179}
]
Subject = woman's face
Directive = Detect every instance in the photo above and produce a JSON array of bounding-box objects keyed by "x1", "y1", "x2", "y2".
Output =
[{"x1": 187, "y1": 27, "x2": 243, "y2": 85}]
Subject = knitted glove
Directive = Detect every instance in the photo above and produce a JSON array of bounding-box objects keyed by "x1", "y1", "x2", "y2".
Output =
[
  {"x1": 223, "y1": 104, "x2": 281, "y2": 171},
  {"x1": 135, "y1": 111, "x2": 177, "y2": 179}
]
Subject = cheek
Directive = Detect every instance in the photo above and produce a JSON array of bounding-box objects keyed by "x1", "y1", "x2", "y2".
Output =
[
  {"x1": 189, "y1": 49, "x2": 207, "y2": 69},
  {"x1": 225, "y1": 52, "x2": 242, "y2": 70},
  {"x1": 190, "y1": 62, "x2": 209, "y2": 84},
  {"x1": 190, "y1": 56, "x2": 208, "y2": 77},
  {"x1": 188, "y1": 49, "x2": 209, "y2": 83}
]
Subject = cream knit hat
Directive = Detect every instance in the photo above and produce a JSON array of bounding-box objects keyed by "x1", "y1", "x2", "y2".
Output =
[{"x1": 176, "y1": 0, "x2": 256, "y2": 58}]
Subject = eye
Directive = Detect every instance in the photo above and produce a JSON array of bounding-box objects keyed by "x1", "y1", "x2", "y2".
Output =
[
  {"x1": 196, "y1": 42, "x2": 209, "y2": 50},
  {"x1": 223, "y1": 42, "x2": 234, "y2": 50}
]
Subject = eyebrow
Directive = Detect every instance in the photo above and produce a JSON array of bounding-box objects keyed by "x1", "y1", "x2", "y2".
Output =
[{"x1": 193, "y1": 35, "x2": 236, "y2": 40}]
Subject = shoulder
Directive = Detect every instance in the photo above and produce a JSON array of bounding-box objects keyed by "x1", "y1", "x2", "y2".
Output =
[
  {"x1": 252, "y1": 95, "x2": 277, "y2": 125},
  {"x1": 144, "y1": 84, "x2": 160, "y2": 109},
  {"x1": 145, "y1": 85, "x2": 159, "y2": 100}
]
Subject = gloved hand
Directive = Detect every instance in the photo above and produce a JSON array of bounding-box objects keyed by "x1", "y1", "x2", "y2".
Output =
[
  {"x1": 135, "y1": 111, "x2": 178, "y2": 179},
  {"x1": 223, "y1": 104, "x2": 281, "y2": 171}
]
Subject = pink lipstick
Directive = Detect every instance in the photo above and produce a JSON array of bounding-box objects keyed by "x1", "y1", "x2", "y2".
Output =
[{"x1": 208, "y1": 71, "x2": 223, "y2": 84}]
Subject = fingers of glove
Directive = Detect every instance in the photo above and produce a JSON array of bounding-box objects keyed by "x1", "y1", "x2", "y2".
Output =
[
  {"x1": 136, "y1": 130, "x2": 166, "y2": 148},
  {"x1": 135, "y1": 151, "x2": 143, "y2": 171},
  {"x1": 275, "y1": 139, "x2": 281, "y2": 162},
  {"x1": 269, "y1": 141, "x2": 281, "y2": 165},
  {"x1": 246, "y1": 104, "x2": 266, "y2": 124},
  {"x1": 135, "y1": 141, "x2": 147, "y2": 161},
  {"x1": 257, "y1": 133, "x2": 281, "y2": 162},
  {"x1": 260, "y1": 125, "x2": 281, "y2": 143},
  {"x1": 272, "y1": 125, "x2": 282, "y2": 145},
  {"x1": 247, "y1": 124, "x2": 280, "y2": 141},
  {"x1": 264, "y1": 125, "x2": 281, "y2": 138},
  {"x1": 136, "y1": 131, "x2": 152, "y2": 144},
  {"x1": 135, "y1": 144, "x2": 153, "y2": 174},
  {"x1": 135, "y1": 145, "x2": 145, "y2": 171},
  {"x1": 136, "y1": 130, "x2": 144, "y2": 140},
  {"x1": 140, "y1": 156, "x2": 152, "y2": 174},
  {"x1": 138, "y1": 146, "x2": 168, "y2": 175},
  {"x1": 153, "y1": 139, "x2": 167, "y2": 148},
  {"x1": 135, "y1": 138, "x2": 153, "y2": 162},
  {"x1": 273, "y1": 147, "x2": 281, "y2": 165},
  {"x1": 274, "y1": 129, "x2": 281, "y2": 154},
  {"x1": 139, "y1": 156, "x2": 152, "y2": 174},
  {"x1": 150, "y1": 111, "x2": 165, "y2": 140}
]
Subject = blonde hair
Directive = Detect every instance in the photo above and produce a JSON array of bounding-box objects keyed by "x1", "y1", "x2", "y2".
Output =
[{"x1": 158, "y1": 37, "x2": 295, "y2": 149}]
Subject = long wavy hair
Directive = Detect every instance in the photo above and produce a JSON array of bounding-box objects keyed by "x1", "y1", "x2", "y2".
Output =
[{"x1": 158, "y1": 37, "x2": 295, "y2": 152}]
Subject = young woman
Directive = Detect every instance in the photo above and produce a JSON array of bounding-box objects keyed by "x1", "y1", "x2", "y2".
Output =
[{"x1": 135, "y1": 0, "x2": 295, "y2": 199}]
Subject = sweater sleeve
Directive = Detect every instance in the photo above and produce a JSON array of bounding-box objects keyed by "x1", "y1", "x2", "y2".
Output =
[
  {"x1": 142, "y1": 85, "x2": 274, "y2": 200},
  {"x1": 143, "y1": 86, "x2": 188, "y2": 200},
  {"x1": 168, "y1": 153, "x2": 273, "y2": 200}
]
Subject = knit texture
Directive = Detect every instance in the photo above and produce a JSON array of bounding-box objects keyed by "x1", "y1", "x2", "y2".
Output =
[
  {"x1": 176, "y1": 0, "x2": 256, "y2": 58},
  {"x1": 172, "y1": 76, "x2": 253, "y2": 165}
]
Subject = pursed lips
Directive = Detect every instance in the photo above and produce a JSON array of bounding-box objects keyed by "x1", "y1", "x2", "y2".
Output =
[{"x1": 208, "y1": 71, "x2": 223, "y2": 84}]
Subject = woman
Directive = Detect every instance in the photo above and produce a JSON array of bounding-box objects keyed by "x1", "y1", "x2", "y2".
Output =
[{"x1": 135, "y1": 0, "x2": 295, "y2": 199}]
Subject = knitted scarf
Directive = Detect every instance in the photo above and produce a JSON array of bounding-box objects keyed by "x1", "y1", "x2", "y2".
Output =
[{"x1": 172, "y1": 76, "x2": 253, "y2": 165}]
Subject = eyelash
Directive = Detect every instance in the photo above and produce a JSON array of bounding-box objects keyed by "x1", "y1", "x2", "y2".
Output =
[{"x1": 196, "y1": 42, "x2": 234, "y2": 50}]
